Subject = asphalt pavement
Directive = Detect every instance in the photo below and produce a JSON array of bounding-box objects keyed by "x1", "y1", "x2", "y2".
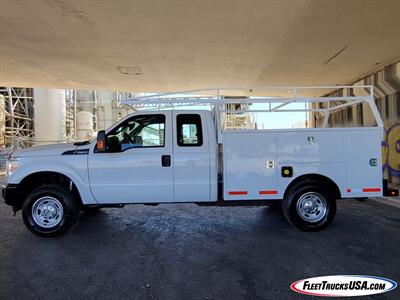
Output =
[{"x1": 1, "y1": 178, "x2": 399, "y2": 299}]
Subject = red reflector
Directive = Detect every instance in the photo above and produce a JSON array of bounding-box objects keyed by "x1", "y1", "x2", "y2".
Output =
[
  {"x1": 347, "y1": 188, "x2": 352, "y2": 193},
  {"x1": 362, "y1": 188, "x2": 381, "y2": 193},
  {"x1": 259, "y1": 190, "x2": 278, "y2": 195},
  {"x1": 229, "y1": 191, "x2": 248, "y2": 196}
]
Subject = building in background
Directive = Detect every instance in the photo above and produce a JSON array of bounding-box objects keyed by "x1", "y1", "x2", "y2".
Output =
[
  {"x1": 0, "y1": 87, "x2": 138, "y2": 172},
  {"x1": 65, "y1": 90, "x2": 135, "y2": 141},
  {"x1": 0, "y1": 88, "x2": 138, "y2": 148}
]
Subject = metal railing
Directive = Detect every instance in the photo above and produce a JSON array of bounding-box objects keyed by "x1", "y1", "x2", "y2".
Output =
[{"x1": 120, "y1": 86, "x2": 382, "y2": 142}]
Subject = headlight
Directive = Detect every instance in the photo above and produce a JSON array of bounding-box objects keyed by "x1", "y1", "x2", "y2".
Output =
[{"x1": 6, "y1": 158, "x2": 20, "y2": 178}]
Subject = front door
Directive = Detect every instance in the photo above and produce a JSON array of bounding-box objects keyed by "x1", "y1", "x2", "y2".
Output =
[{"x1": 88, "y1": 112, "x2": 174, "y2": 204}]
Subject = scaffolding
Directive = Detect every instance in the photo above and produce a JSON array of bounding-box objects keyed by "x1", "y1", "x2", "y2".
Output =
[
  {"x1": 65, "y1": 89, "x2": 76, "y2": 140},
  {"x1": 0, "y1": 87, "x2": 35, "y2": 149}
]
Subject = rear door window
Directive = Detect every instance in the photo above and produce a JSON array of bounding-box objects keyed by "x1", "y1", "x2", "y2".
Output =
[{"x1": 177, "y1": 114, "x2": 203, "y2": 147}]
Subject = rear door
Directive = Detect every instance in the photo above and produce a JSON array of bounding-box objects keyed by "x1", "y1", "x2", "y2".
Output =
[{"x1": 172, "y1": 111, "x2": 211, "y2": 202}]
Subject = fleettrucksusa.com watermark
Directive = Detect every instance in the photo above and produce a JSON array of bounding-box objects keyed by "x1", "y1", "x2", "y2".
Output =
[
  {"x1": 290, "y1": 275, "x2": 397, "y2": 297},
  {"x1": 303, "y1": 280, "x2": 385, "y2": 291}
]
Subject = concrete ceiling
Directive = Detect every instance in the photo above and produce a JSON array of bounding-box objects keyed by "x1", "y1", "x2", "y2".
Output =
[{"x1": 0, "y1": 0, "x2": 399, "y2": 94}]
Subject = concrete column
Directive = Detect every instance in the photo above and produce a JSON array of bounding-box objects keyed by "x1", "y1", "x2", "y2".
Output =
[
  {"x1": 34, "y1": 88, "x2": 66, "y2": 145},
  {"x1": 96, "y1": 91, "x2": 117, "y2": 130}
]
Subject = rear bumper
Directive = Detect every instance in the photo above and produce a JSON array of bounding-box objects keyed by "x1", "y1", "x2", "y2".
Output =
[{"x1": 2, "y1": 184, "x2": 24, "y2": 209}]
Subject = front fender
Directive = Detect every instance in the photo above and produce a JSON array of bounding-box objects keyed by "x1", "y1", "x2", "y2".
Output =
[{"x1": 8, "y1": 156, "x2": 98, "y2": 204}]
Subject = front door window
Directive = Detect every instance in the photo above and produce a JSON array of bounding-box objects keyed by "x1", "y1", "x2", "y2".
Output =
[{"x1": 106, "y1": 114, "x2": 165, "y2": 152}]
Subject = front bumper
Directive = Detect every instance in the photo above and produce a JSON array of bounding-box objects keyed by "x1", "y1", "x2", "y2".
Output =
[{"x1": 2, "y1": 184, "x2": 23, "y2": 209}]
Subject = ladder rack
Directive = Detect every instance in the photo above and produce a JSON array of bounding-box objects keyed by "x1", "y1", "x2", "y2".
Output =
[{"x1": 120, "y1": 86, "x2": 383, "y2": 143}]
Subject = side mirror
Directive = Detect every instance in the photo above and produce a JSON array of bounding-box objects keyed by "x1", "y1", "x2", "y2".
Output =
[{"x1": 96, "y1": 130, "x2": 106, "y2": 152}]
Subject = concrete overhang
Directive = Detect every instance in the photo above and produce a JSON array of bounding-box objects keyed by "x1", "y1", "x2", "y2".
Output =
[{"x1": 0, "y1": 0, "x2": 399, "y2": 94}]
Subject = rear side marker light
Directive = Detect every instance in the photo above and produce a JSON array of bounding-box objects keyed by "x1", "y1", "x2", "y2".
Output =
[
  {"x1": 362, "y1": 188, "x2": 381, "y2": 193},
  {"x1": 347, "y1": 188, "x2": 381, "y2": 193},
  {"x1": 259, "y1": 190, "x2": 278, "y2": 195},
  {"x1": 229, "y1": 191, "x2": 248, "y2": 196}
]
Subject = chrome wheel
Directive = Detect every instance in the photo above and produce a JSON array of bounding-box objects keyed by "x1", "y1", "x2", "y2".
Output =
[
  {"x1": 31, "y1": 197, "x2": 64, "y2": 228},
  {"x1": 296, "y1": 192, "x2": 327, "y2": 223}
]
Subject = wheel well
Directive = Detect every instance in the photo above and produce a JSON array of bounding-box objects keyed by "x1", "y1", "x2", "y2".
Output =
[
  {"x1": 18, "y1": 172, "x2": 83, "y2": 207},
  {"x1": 284, "y1": 174, "x2": 341, "y2": 199}
]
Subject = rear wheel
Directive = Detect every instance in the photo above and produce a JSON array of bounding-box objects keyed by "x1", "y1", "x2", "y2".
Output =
[
  {"x1": 22, "y1": 184, "x2": 79, "y2": 237},
  {"x1": 282, "y1": 181, "x2": 336, "y2": 231}
]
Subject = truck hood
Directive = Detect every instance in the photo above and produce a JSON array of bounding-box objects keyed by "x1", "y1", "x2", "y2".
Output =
[{"x1": 12, "y1": 142, "x2": 91, "y2": 157}]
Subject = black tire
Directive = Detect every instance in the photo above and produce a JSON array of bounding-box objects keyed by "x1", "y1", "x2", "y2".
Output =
[
  {"x1": 22, "y1": 184, "x2": 80, "y2": 237},
  {"x1": 282, "y1": 180, "x2": 336, "y2": 231}
]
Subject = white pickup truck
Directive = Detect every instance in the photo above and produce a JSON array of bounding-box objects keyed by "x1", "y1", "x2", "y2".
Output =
[{"x1": 2, "y1": 86, "x2": 392, "y2": 237}]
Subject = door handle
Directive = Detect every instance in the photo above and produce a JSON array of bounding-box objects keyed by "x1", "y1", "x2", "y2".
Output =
[{"x1": 161, "y1": 155, "x2": 171, "y2": 167}]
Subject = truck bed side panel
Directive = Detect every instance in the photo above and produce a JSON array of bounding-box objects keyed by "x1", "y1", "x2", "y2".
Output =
[
  {"x1": 222, "y1": 128, "x2": 382, "y2": 200},
  {"x1": 223, "y1": 131, "x2": 278, "y2": 200}
]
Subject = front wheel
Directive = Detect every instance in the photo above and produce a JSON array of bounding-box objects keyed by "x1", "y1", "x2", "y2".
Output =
[
  {"x1": 282, "y1": 181, "x2": 336, "y2": 231},
  {"x1": 22, "y1": 184, "x2": 80, "y2": 237}
]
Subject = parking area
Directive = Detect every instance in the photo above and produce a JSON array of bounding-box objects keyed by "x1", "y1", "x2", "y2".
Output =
[{"x1": 1, "y1": 177, "x2": 399, "y2": 299}]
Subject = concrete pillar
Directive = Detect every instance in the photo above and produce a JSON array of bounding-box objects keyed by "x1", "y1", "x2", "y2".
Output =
[
  {"x1": 34, "y1": 88, "x2": 66, "y2": 145},
  {"x1": 96, "y1": 91, "x2": 117, "y2": 130}
]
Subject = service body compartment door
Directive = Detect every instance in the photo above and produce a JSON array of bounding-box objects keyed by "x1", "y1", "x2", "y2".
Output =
[
  {"x1": 344, "y1": 128, "x2": 383, "y2": 198},
  {"x1": 88, "y1": 112, "x2": 174, "y2": 204},
  {"x1": 223, "y1": 131, "x2": 278, "y2": 200},
  {"x1": 172, "y1": 111, "x2": 211, "y2": 202}
]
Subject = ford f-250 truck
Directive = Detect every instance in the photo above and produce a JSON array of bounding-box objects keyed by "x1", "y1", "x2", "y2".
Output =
[{"x1": 2, "y1": 86, "x2": 393, "y2": 237}]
